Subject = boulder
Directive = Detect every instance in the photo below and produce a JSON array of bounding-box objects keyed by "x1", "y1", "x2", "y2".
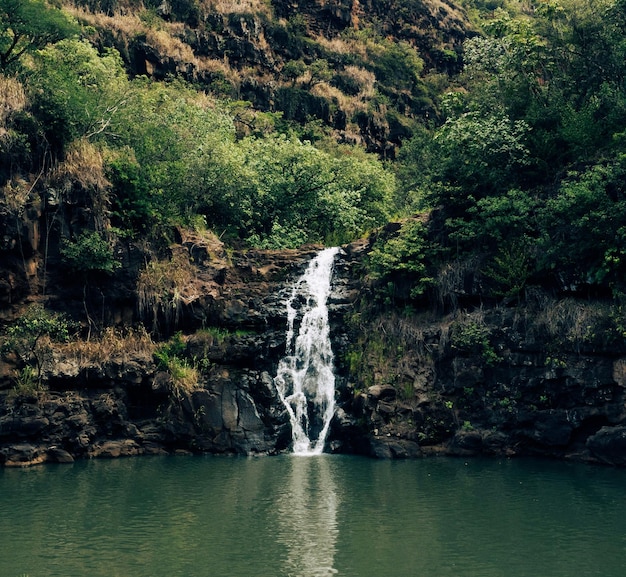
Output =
[
  {"x1": 48, "y1": 446, "x2": 75, "y2": 463},
  {"x1": 449, "y1": 430, "x2": 483, "y2": 455},
  {"x1": 367, "y1": 384, "x2": 397, "y2": 403},
  {"x1": 370, "y1": 436, "x2": 421, "y2": 459},
  {"x1": 587, "y1": 426, "x2": 626, "y2": 465},
  {"x1": 1, "y1": 443, "x2": 48, "y2": 467},
  {"x1": 91, "y1": 439, "x2": 142, "y2": 459}
]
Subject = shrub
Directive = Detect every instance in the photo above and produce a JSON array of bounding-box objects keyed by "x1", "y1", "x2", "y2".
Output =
[
  {"x1": 1, "y1": 303, "x2": 76, "y2": 387},
  {"x1": 60, "y1": 230, "x2": 119, "y2": 275},
  {"x1": 154, "y1": 332, "x2": 201, "y2": 397},
  {"x1": 450, "y1": 311, "x2": 499, "y2": 365},
  {"x1": 367, "y1": 218, "x2": 434, "y2": 300}
]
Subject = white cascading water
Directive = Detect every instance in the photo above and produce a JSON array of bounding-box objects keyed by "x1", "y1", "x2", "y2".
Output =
[{"x1": 275, "y1": 247, "x2": 340, "y2": 456}]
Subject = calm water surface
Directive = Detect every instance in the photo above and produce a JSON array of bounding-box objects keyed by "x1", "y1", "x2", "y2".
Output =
[{"x1": 1, "y1": 454, "x2": 625, "y2": 577}]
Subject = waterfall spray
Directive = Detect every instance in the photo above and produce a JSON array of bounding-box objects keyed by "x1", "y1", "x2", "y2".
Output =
[{"x1": 275, "y1": 247, "x2": 340, "y2": 455}]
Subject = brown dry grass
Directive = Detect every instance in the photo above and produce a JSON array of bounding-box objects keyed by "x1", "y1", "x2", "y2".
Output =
[
  {"x1": 196, "y1": 57, "x2": 241, "y2": 84},
  {"x1": 146, "y1": 27, "x2": 196, "y2": 62},
  {"x1": 67, "y1": 6, "x2": 194, "y2": 65},
  {"x1": 0, "y1": 75, "x2": 26, "y2": 130},
  {"x1": 65, "y1": 5, "x2": 244, "y2": 83},
  {"x1": 48, "y1": 138, "x2": 111, "y2": 230},
  {"x1": 59, "y1": 326, "x2": 155, "y2": 366},
  {"x1": 534, "y1": 298, "x2": 613, "y2": 353},
  {"x1": 0, "y1": 76, "x2": 28, "y2": 182},
  {"x1": 1, "y1": 177, "x2": 36, "y2": 212},
  {"x1": 137, "y1": 251, "x2": 198, "y2": 333},
  {"x1": 309, "y1": 67, "x2": 374, "y2": 120},
  {"x1": 343, "y1": 65, "x2": 376, "y2": 96},
  {"x1": 427, "y1": 0, "x2": 468, "y2": 27},
  {"x1": 65, "y1": 6, "x2": 145, "y2": 38},
  {"x1": 435, "y1": 255, "x2": 482, "y2": 310},
  {"x1": 51, "y1": 138, "x2": 110, "y2": 192},
  {"x1": 203, "y1": 0, "x2": 272, "y2": 16},
  {"x1": 310, "y1": 83, "x2": 350, "y2": 108},
  {"x1": 314, "y1": 35, "x2": 368, "y2": 59}
]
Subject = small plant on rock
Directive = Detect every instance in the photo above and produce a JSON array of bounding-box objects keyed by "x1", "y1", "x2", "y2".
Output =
[
  {"x1": 450, "y1": 312, "x2": 500, "y2": 365},
  {"x1": 1, "y1": 303, "x2": 76, "y2": 390},
  {"x1": 154, "y1": 332, "x2": 201, "y2": 398}
]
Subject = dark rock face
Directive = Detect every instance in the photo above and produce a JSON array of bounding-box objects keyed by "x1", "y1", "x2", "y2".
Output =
[
  {"x1": 0, "y1": 342, "x2": 290, "y2": 465},
  {"x1": 327, "y1": 287, "x2": 626, "y2": 465},
  {"x1": 0, "y1": 200, "x2": 42, "y2": 318},
  {"x1": 3, "y1": 228, "x2": 626, "y2": 466},
  {"x1": 0, "y1": 238, "x2": 333, "y2": 465},
  {"x1": 587, "y1": 427, "x2": 626, "y2": 465}
]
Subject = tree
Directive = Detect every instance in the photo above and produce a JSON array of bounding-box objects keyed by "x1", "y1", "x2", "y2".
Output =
[
  {"x1": 1, "y1": 303, "x2": 74, "y2": 389},
  {"x1": 239, "y1": 134, "x2": 336, "y2": 246},
  {"x1": 109, "y1": 79, "x2": 240, "y2": 234},
  {"x1": 239, "y1": 135, "x2": 394, "y2": 247},
  {"x1": 418, "y1": 111, "x2": 531, "y2": 215},
  {"x1": 283, "y1": 60, "x2": 306, "y2": 86},
  {"x1": 368, "y1": 39, "x2": 424, "y2": 93},
  {"x1": 447, "y1": 188, "x2": 538, "y2": 253},
  {"x1": 26, "y1": 39, "x2": 128, "y2": 152},
  {"x1": 60, "y1": 230, "x2": 119, "y2": 275},
  {"x1": 367, "y1": 218, "x2": 434, "y2": 300},
  {"x1": 329, "y1": 149, "x2": 395, "y2": 240},
  {"x1": 303, "y1": 59, "x2": 333, "y2": 89},
  {"x1": 539, "y1": 159, "x2": 626, "y2": 290},
  {"x1": 0, "y1": 0, "x2": 79, "y2": 69}
]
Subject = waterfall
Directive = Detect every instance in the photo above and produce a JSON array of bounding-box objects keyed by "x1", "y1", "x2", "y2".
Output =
[{"x1": 275, "y1": 247, "x2": 340, "y2": 456}]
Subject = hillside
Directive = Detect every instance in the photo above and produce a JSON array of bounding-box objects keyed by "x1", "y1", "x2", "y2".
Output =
[
  {"x1": 4, "y1": 0, "x2": 626, "y2": 466},
  {"x1": 65, "y1": 0, "x2": 472, "y2": 156}
]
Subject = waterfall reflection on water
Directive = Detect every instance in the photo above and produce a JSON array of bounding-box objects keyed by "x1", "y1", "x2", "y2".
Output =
[
  {"x1": 275, "y1": 456, "x2": 339, "y2": 577},
  {"x1": 275, "y1": 247, "x2": 340, "y2": 455}
]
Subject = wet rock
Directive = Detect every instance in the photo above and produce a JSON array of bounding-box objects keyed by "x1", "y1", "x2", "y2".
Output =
[
  {"x1": 1, "y1": 443, "x2": 48, "y2": 467},
  {"x1": 449, "y1": 430, "x2": 483, "y2": 455},
  {"x1": 587, "y1": 426, "x2": 626, "y2": 465},
  {"x1": 370, "y1": 436, "x2": 421, "y2": 459},
  {"x1": 482, "y1": 431, "x2": 513, "y2": 456},
  {"x1": 91, "y1": 439, "x2": 142, "y2": 459},
  {"x1": 48, "y1": 446, "x2": 75, "y2": 463},
  {"x1": 518, "y1": 410, "x2": 574, "y2": 447},
  {"x1": 367, "y1": 384, "x2": 397, "y2": 403}
]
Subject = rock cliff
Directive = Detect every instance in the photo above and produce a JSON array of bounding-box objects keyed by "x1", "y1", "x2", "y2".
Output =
[
  {"x1": 3, "y1": 219, "x2": 626, "y2": 467},
  {"x1": 332, "y1": 299, "x2": 626, "y2": 465},
  {"x1": 0, "y1": 217, "x2": 328, "y2": 464}
]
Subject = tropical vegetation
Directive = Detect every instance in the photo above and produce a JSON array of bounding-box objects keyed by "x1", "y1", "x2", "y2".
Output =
[{"x1": 2, "y1": 0, "x2": 626, "y2": 319}]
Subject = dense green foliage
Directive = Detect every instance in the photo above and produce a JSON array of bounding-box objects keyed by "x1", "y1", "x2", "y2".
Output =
[
  {"x1": 3, "y1": 0, "x2": 626, "y2": 309},
  {"x1": 0, "y1": 0, "x2": 79, "y2": 69},
  {"x1": 60, "y1": 230, "x2": 119, "y2": 274},
  {"x1": 386, "y1": 0, "x2": 626, "y2": 304},
  {"x1": 27, "y1": 38, "x2": 127, "y2": 153},
  {"x1": 368, "y1": 219, "x2": 433, "y2": 300},
  {"x1": 239, "y1": 135, "x2": 394, "y2": 247},
  {"x1": 1, "y1": 34, "x2": 395, "y2": 249}
]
